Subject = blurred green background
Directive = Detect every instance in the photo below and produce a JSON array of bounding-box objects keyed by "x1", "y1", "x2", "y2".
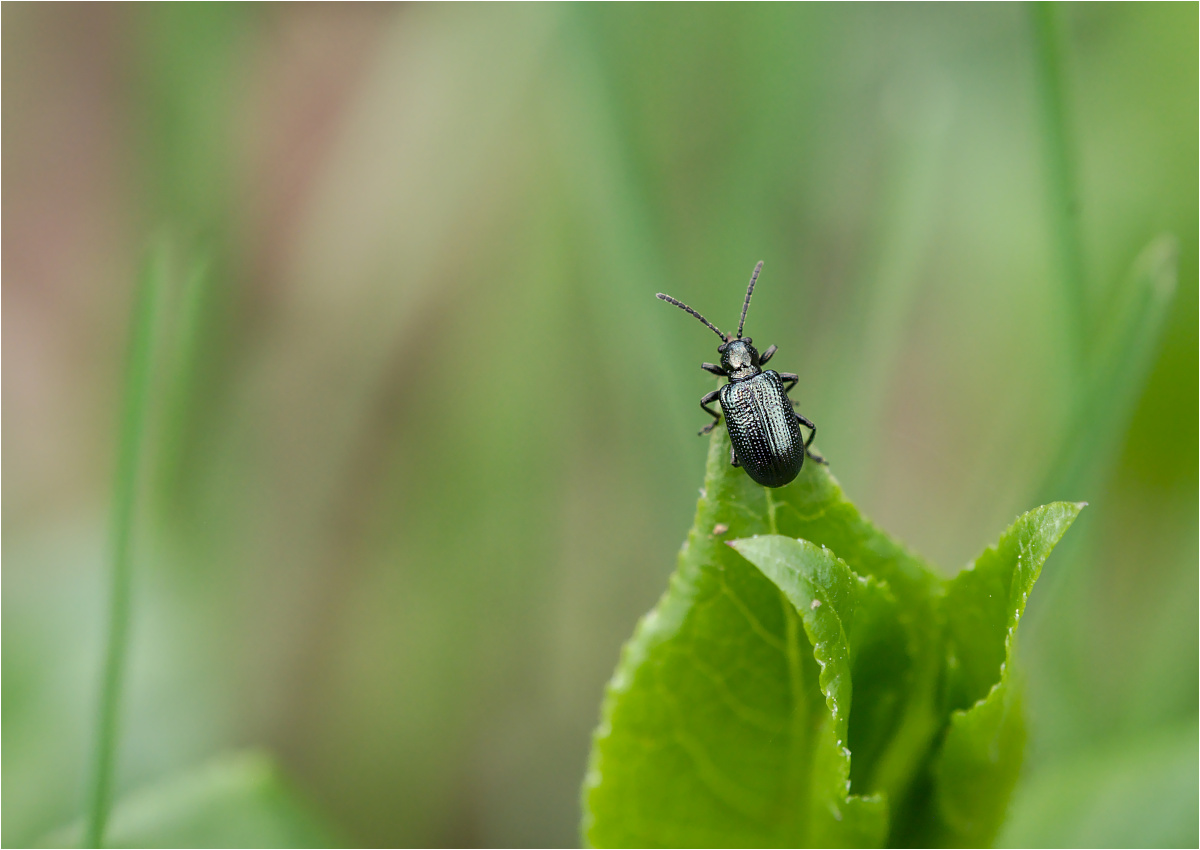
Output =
[{"x1": 3, "y1": 3, "x2": 1195, "y2": 847}]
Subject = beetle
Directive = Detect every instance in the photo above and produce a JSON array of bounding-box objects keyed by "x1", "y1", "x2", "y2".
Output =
[{"x1": 657, "y1": 261, "x2": 826, "y2": 488}]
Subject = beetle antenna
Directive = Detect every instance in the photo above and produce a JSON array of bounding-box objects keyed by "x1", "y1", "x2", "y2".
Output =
[
  {"x1": 656, "y1": 293, "x2": 728, "y2": 341},
  {"x1": 736, "y1": 260, "x2": 764, "y2": 339}
]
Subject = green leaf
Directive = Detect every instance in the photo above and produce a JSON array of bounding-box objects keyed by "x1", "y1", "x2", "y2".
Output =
[
  {"x1": 44, "y1": 751, "x2": 334, "y2": 848},
  {"x1": 940, "y1": 502, "x2": 1084, "y2": 712},
  {"x1": 727, "y1": 535, "x2": 886, "y2": 753},
  {"x1": 728, "y1": 534, "x2": 902, "y2": 844},
  {"x1": 582, "y1": 429, "x2": 933, "y2": 847},
  {"x1": 924, "y1": 501, "x2": 1084, "y2": 847},
  {"x1": 761, "y1": 447, "x2": 949, "y2": 832},
  {"x1": 583, "y1": 425, "x2": 1082, "y2": 847}
]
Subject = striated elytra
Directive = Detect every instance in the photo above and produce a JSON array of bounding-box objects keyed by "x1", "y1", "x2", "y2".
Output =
[{"x1": 657, "y1": 261, "x2": 826, "y2": 488}]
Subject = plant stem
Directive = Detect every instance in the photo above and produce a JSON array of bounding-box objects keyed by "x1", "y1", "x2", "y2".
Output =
[
  {"x1": 1030, "y1": 1, "x2": 1088, "y2": 386},
  {"x1": 84, "y1": 243, "x2": 168, "y2": 848}
]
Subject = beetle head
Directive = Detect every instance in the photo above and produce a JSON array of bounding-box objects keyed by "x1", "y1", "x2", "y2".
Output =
[{"x1": 718, "y1": 337, "x2": 759, "y2": 376}]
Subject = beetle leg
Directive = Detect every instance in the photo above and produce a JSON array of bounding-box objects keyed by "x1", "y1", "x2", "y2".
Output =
[
  {"x1": 779, "y1": 371, "x2": 799, "y2": 393},
  {"x1": 795, "y1": 413, "x2": 828, "y2": 465},
  {"x1": 701, "y1": 362, "x2": 727, "y2": 376},
  {"x1": 759, "y1": 344, "x2": 778, "y2": 365},
  {"x1": 729, "y1": 445, "x2": 740, "y2": 467},
  {"x1": 698, "y1": 390, "x2": 721, "y2": 435}
]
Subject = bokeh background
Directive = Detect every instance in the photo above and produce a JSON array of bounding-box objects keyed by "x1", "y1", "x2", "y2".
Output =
[{"x1": 3, "y1": 3, "x2": 1196, "y2": 847}]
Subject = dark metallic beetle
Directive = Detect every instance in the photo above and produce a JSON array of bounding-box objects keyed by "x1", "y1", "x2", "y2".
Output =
[{"x1": 657, "y1": 261, "x2": 826, "y2": 488}]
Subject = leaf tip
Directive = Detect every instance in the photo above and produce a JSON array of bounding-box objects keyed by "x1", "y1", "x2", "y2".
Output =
[{"x1": 725, "y1": 536, "x2": 758, "y2": 552}]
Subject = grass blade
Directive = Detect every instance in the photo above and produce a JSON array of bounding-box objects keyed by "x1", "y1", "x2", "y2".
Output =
[
  {"x1": 84, "y1": 241, "x2": 170, "y2": 848},
  {"x1": 1039, "y1": 235, "x2": 1178, "y2": 502},
  {"x1": 1030, "y1": 1, "x2": 1089, "y2": 385}
]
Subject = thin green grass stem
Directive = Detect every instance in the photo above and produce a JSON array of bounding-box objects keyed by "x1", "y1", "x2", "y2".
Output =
[
  {"x1": 1028, "y1": 6, "x2": 1177, "y2": 627},
  {"x1": 1038, "y1": 236, "x2": 1178, "y2": 503},
  {"x1": 1029, "y1": 236, "x2": 1176, "y2": 624},
  {"x1": 84, "y1": 243, "x2": 169, "y2": 848},
  {"x1": 1030, "y1": 1, "x2": 1089, "y2": 387},
  {"x1": 155, "y1": 254, "x2": 211, "y2": 515}
]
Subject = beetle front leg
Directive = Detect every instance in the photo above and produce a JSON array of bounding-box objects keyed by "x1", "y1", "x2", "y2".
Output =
[
  {"x1": 698, "y1": 390, "x2": 721, "y2": 435},
  {"x1": 795, "y1": 412, "x2": 827, "y2": 465},
  {"x1": 701, "y1": 362, "x2": 727, "y2": 377},
  {"x1": 759, "y1": 344, "x2": 778, "y2": 365}
]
